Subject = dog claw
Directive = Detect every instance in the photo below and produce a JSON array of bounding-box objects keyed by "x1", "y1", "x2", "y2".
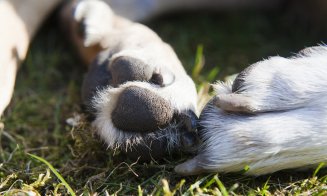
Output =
[
  {"x1": 213, "y1": 94, "x2": 256, "y2": 113},
  {"x1": 175, "y1": 157, "x2": 205, "y2": 176}
]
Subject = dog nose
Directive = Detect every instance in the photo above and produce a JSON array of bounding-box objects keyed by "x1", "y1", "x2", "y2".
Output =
[{"x1": 111, "y1": 86, "x2": 174, "y2": 132}]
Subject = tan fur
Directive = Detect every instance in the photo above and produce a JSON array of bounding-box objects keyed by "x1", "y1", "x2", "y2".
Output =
[
  {"x1": 0, "y1": 0, "x2": 61, "y2": 117},
  {"x1": 60, "y1": 1, "x2": 103, "y2": 65}
]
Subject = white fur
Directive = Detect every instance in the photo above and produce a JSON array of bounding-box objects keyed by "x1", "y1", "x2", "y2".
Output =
[
  {"x1": 227, "y1": 46, "x2": 327, "y2": 112},
  {"x1": 176, "y1": 46, "x2": 327, "y2": 175}
]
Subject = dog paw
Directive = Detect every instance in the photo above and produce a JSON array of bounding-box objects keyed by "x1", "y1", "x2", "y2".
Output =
[
  {"x1": 176, "y1": 46, "x2": 327, "y2": 175},
  {"x1": 213, "y1": 46, "x2": 327, "y2": 113},
  {"x1": 73, "y1": 1, "x2": 199, "y2": 160},
  {"x1": 177, "y1": 96, "x2": 327, "y2": 175},
  {"x1": 83, "y1": 60, "x2": 199, "y2": 160}
]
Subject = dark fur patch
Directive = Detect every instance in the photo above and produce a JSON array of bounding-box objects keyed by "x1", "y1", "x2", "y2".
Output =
[
  {"x1": 125, "y1": 137, "x2": 168, "y2": 162},
  {"x1": 232, "y1": 63, "x2": 256, "y2": 93},
  {"x1": 82, "y1": 60, "x2": 111, "y2": 112}
]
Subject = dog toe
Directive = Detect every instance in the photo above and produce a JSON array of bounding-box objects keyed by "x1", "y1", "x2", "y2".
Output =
[{"x1": 74, "y1": 0, "x2": 114, "y2": 47}]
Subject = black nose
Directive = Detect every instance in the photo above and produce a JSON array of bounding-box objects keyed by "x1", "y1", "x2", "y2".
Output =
[{"x1": 111, "y1": 86, "x2": 174, "y2": 132}]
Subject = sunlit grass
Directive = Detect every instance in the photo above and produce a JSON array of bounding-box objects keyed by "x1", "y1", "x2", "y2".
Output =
[{"x1": 28, "y1": 153, "x2": 75, "y2": 195}]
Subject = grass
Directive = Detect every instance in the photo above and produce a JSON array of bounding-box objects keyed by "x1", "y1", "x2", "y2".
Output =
[{"x1": 1, "y1": 8, "x2": 327, "y2": 195}]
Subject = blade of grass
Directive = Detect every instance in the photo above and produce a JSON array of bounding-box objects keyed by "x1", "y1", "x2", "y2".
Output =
[
  {"x1": 192, "y1": 44, "x2": 204, "y2": 81},
  {"x1": 214, "y1": 175, "x2": 228, "y2": 196},
  {"x1": 313, "y1": 163, "x2": 325, "y2": 177},
  {"x1": 27, "y1": 153, "x2": 75, "y2": 196},
  {"x1": 202, "y1": 174, "x2": 215, "y2": 189},
  {"x1": 206, "y1": 67, "x2": 219, "y2": 82}
]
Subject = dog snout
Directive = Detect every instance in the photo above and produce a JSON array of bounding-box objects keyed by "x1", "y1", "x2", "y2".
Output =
[{"x1": 111, "y1": 86, "x2": 174, "y2": 132}]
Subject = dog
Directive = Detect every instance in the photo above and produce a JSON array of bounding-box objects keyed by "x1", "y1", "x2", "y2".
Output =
[{"x1": 0, "y1": 0, "x2": 326, "y2": 175}]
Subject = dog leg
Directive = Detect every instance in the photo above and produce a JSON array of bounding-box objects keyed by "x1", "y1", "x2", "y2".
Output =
[
  {"x1": 176, "y1": 46, "x2": 327, "y2": 175},
  {"x1": 62, "y1": 0, "x2": 198, "y2": 160},
  {"x1": 0, "y1": 0, "x2": 62, "y2": 117}
]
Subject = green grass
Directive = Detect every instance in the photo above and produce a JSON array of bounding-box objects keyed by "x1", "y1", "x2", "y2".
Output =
[{"x1": 1, "y1": 10, "x2": 327, "y2": 195}]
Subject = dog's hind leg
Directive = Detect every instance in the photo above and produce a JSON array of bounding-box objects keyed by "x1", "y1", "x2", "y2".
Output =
[{"x1": 0, "y1": 0, "x2": 62, "y2": 117}]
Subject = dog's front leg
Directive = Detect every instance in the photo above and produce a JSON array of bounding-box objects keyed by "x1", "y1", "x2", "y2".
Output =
[{"x1": 0, "y1": 0, "x2": 62, "y2": 117}]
